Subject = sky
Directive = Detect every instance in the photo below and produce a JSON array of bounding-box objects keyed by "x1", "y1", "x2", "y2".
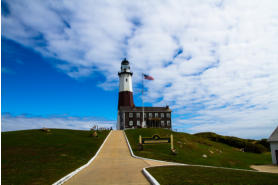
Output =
[{"x1": 2, "y1": 0, "x2": 278, "y2": 139}]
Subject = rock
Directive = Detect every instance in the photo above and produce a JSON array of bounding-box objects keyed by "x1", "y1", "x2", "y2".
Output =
[
  {"x1": 93, "y1": 131, "x2": 98, "y2": 137},
  {"x1": 137, "y1": 144, "x2": 143, "y2": 151},
  {"x1": 171, "y1": 148, "x2": 177, "y2": 155}
]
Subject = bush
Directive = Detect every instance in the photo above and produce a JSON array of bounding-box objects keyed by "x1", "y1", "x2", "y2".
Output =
[
  {"x1": 195, "y1": 132, "x2": 268, "y2": 154},
  {"x1": 256, "y1": 139, "x2": 270, "y2": 151},
  {"x1": 244, "y1": 143, "x2": 268, "y2": 153}
]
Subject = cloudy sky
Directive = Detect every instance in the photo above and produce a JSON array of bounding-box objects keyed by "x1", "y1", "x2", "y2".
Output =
[{"x1": 2, "y1": 0, "x2": 278, "y2": 139}]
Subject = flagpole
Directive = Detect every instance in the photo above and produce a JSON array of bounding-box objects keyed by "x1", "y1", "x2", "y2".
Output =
[{"x1": 142, "y1": 73, "x2": 145, "y2": 128}]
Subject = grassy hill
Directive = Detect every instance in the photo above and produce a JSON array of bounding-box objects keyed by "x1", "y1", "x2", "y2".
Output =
[
  {"x1": 195, "y1": 132, "x2": 270, "y2": 153},
  {"x1": 148, "y1": 166, "x2": 278, "y2": 185},
  {"x1": 2, "y1": 129, "x2": 109, "y2": 185},
  {"x1": 125, "y1": 128, "x2": 271, "y2": 169}
]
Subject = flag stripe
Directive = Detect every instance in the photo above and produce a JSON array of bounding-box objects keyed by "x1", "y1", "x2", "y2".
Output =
[{"x1": 144, "y1": 74, "x2": 154, "y2": 80}]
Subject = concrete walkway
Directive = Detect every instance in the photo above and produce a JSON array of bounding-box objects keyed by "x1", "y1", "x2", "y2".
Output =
[
  {"x1": 64, "y1": 130, "x2": 172, "y2": 185},
  {"x1": 251, "y1": 165, "x2": 278, "y2": 174}
]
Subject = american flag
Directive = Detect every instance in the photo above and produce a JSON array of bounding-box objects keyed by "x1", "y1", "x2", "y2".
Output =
[{"x1": 143, "y1": 74, "x2": 154, "y2": 80}]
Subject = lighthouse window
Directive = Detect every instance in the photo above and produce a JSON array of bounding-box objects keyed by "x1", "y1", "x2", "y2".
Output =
[
  {"x1": 126, "y1": 78, "x2": 128, "y2": 82},
  {"x1": 167, "y1": 120, "x2": 171, "y2": 126},
  {"x1": 137, "y1": 120, "x2": 140, "y2": 126},
  {"x1": 129, "y1": 113, "x2": 133, "y2": 118},
  {"x1": 136, "y1": 113, "x2": 140, "y2": 118},
  {"x1": 166, "y1": 113, "x2": 171, "y2": 118},
  {"x1": 161, "y1": 120, "x2": 165, "y2": 126},
  {"x1": 161, "y1": 113, "x2": 164, "y2": 118}
]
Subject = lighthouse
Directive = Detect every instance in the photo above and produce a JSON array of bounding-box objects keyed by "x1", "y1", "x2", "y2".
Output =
[
  {"x1": 118, "y1": 58, "x2": 135, "y2": 108},
  {"x1": 117, "y1": 59, "x2": 172, "y2": 130},
  {"x1": 117, "y1": 58, "x2": 135, "y2": 129}
]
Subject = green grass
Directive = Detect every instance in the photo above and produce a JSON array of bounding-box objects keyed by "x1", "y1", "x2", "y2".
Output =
[
  {"x1": 148, "y1": 166, "x2": 278, "y2": 185},
  {"x1": 2, "y1": 129, "x2": 109, "y2": 185},
  {"x1": 125, "y1": 128, "x2": 271, "y2": 169}
]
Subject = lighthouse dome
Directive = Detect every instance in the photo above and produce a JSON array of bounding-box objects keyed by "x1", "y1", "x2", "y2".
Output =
[{"x1": 121, "y1": 58, "x2": 129, "y2": 65}]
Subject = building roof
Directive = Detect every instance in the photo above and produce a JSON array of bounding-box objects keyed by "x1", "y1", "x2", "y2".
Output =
[
  {"x1": 268, "y1": 126, "x2": 278, "y2": 142},
  {"x1": 119, "y1": 106, "x2": 171, "y2": 112},
  {"x1": 121, "y1": 58, "x2": 129, "y2": 65}
]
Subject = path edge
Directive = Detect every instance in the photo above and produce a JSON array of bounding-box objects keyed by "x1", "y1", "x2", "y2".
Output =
[
  {"x1": 142, "y1": 167, "x2": 160, "y2": 185},
  {"x1": 52, "y1": 130, "x2": 112, "y2": 185}
]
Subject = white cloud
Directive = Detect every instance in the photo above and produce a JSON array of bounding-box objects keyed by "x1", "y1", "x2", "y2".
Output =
[
  {"x1": 2, "y1": 0, "x2": 278, "y2": 138},
  {"x1": 1, "y1": 114, "x2": 115, "y2": 132}
]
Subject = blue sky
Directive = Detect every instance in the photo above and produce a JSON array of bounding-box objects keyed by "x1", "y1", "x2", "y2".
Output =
[
  {"x1": 2, "y1": 37, "x2": 118, "y2": 119},
  {"x1": 2, "y1": 0, "x2": 278, "y2": 139}
]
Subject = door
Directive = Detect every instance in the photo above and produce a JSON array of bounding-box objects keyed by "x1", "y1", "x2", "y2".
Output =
[{"x1": 276, "y1": 150, "x2": 278, "y2": 165}]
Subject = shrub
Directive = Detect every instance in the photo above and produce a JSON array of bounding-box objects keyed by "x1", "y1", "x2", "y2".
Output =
[
  {"x1": 256, "y1": 139, "x2": 270, "y2": 151},
  {"x1": 244, "y1": 143, "x2": 268, "y2": 153},
  {"x1": 195, "y1": 132, "x2": 268, "y2": 154}
]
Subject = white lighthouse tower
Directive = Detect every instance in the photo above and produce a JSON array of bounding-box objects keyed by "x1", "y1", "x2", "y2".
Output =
[
  {"x1": 117, "y1": 58, "x2": 135, "y2": 129},
  {"x1": 118, "y1": 59, "x2": 133, "y2": 95}
]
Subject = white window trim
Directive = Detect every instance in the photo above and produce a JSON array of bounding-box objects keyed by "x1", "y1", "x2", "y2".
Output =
[
  {"x1": 129, "y1": 120, "x2": 133, "y2": 126},
  {"x1": 155, "y1": 113, "x2": 158, "y2": 118}
]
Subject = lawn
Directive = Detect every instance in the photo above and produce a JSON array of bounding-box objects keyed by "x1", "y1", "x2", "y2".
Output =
[
  {"x1": 148, "y1": 165, "x2": 278, "y2": 185},
  {"x1": 2, "y1": 129, "x2": 110, "y2": 185},
  {"x1": 125, "y1": 128, "x2": 271, "y2": 169}
]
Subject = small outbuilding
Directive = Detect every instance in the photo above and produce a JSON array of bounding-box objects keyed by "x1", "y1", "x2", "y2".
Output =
[{"x1": 268, "y1": 126, "x2": 278, "y2": 165}]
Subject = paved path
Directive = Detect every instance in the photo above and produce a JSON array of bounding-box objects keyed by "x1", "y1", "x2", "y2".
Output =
[
  {"x1": 64, "y1": 130, "x2": 173, "y2": 185},
  {"x1": 251, "y1": 165, "x2": 278, "y2": 174}
]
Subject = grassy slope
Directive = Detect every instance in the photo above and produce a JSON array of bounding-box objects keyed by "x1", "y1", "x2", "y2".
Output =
[
  {"x1": 125, "y1": 128, "x2": 271, "y2": 169},
  {"x1": 148, "y1": 166, "x2": 278, "y2": 185},
  {"x1": 2, "y1": 129, "x2": 109, "y2": 185},
  {"x1": 195, "y1": 132, "x2": 269, "y2": 153}
]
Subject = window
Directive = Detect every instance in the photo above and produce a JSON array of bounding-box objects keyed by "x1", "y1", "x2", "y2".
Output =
[
  {"x1": 144, "y1": 113, "x2": 147, "y2": 118},
  {"x1": 136, "y1": 113, "x2": 140, "y2": 118},
  {"x1": 167, "y1": 120, "x2": 171, "y2": 126},
  {"x1": 161, "y1": 113, "x2": 164, "y2": 118},
  {"x1": 161, "y1": 120, "x2": 165, "y2": 126},
  {"x1": 155, "y1": 113, "x2": 158, "y2": 118},
  {"x1": 129, "y1": 120, "x2": 133, "y2": 126},
  {"x1": 129, "y1": 113, "x2": 133, "y2": 118},
  {"x1": 166, "y1": 113, "x2": 171, "y2": 118},
  {"x1": 149, "y1": 113, "x2": 152, "y2": 118},
  {"x1": 137, "y1": 120, "x2": 140, "y2": 126}
]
